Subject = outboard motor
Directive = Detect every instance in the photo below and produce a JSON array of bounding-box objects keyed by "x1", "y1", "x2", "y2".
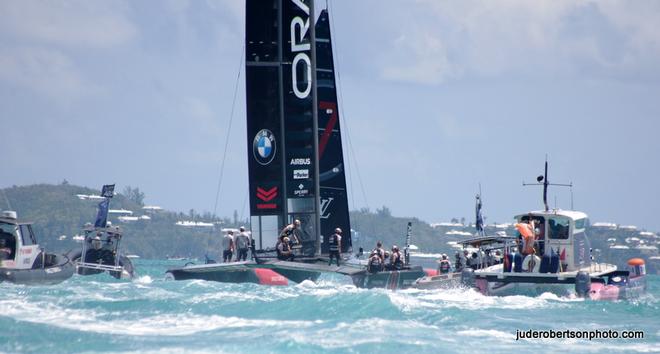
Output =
[
  {"x1": 461, "y1": 268, "x2": 475, "y2": 287},
  {"x1": 575, "y1": 271, "x2": 591, "y2": 298}
]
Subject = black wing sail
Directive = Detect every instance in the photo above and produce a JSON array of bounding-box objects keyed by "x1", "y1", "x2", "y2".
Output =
[
  {"x1": 246, "y1": 0, "x2": 320, "y2": 255},
  {"x1": 316, "y1": 9, "x2": 352, "y2": 254}
]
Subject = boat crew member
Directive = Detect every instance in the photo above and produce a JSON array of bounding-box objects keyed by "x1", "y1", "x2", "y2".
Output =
[
  {"x1": 222, "y1": 230, "x2": 235, "y2": 263},
  {"x1": 454, "y1": 251, "x2": 463, "y2": 271},
  {"x1": 515, "y1": 220, "x2": 536, "y2": 256},
  {"x1": 437, "y1": 254, "x2": 451, "y2": 274},
  {"x1": 372, "y1": 241, "x2": 385, "y2": 261},
  {"x1": 368, "y1": 250, "x2": 383, "y2": 273},
  {"x1": 234, "y1": 226, "x2": 251, "y2": 262},
  {"x1": 277, "y1": 236, "x2": 294, "y2": 261},
  {"x1": 0, "y1": 238, "x2": 11, "y2": 261},
  {"x1": 280, "y1": 219, "x2": 302, "y2": 245},
  {"x1": 328, "y1": 228, "x2": 342, "y2": 266},
  {"x1": 389, "y1": 245, "x2": 403, "y2": 270}
]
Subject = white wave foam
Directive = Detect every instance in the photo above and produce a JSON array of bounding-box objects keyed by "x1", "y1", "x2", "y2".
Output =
[
  {"x1": 134, "y1": 275, "x2": 153, "y2": 284},
  {"x1": 0, "y1": 297, "x2": 317, "y2": 336}
]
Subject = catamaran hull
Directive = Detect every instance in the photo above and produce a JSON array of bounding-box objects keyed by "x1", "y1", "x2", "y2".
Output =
[
  {"x1": 0, "y1": 255, "x2": 74, "y2": 285},
  {"x1": 165, "y1": 261, "x2": 320, "y2": 285},
  {"x1": 351, "y1": 267, "x2": 427, "y2": 289}
]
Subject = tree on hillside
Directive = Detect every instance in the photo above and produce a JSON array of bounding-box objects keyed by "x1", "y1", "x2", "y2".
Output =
[{"x1": 122, "y1": 186, "x2": 145, "y2": 206}]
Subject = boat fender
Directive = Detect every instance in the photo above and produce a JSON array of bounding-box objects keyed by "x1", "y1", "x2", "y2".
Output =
[
  {"x1": 460, "y1": 268, "x2": 475, "y2": 287},
  {"x1": 550, "y1": 250, "x2": 560, "y2": 273},
  {"x1": 424, "y1": 268, "x2": 438, "y2": 277},
  {"x1": 540, "y1": 253, "x2": 551, "y2": 273},
  {"x1": 254, "y1": 268, "x2": 288, "y2": 286},
  {"x1": 513, "y1": 253, "x2": 523, "y2": 273},
  {"x1": 575, "y1": 271, "x2": 591, "y2": 298},
  {"x1": 522, "y1": 255, "x2": 541, "y2": 273}
]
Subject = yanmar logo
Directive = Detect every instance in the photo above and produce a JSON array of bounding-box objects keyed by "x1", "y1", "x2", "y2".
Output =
[
  {"x1": 290, "y1": 158, "x2": 311, "y2": 165},
  {"x1": 256, "y1": 187, "x2": 277, "y2": 210}
]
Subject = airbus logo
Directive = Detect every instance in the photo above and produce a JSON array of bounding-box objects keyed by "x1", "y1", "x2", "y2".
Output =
[{"x1": 290, "y1": 158, "x2": 311, "y2": 165}]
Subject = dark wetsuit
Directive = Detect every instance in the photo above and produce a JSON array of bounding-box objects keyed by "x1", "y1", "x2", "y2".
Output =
[{"x1": 328, "y1": 233, "x2": 341, "y2": 266}]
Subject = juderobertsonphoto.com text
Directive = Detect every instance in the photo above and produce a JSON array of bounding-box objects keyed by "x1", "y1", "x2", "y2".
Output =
[{"x1": 516, "y1": 329, "x2": 644, "y2": 341}]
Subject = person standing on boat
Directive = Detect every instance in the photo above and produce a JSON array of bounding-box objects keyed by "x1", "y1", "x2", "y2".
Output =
[
  {"x1": 234, "y1": 227, "x2": 251, "y2": 262},
  {"x1": 437, "y1": 254, "x2": 452, "y2": 274},
  {"x1": 372, "y1": 241, "x2": 385, "y2": 260},
  {"x1": 389, "y1": 245, "x2": 404, "y2": 270},
  {"x1": 222, "y1": 230, "x2": 235, "y2": 263},
  {"x1": 328, "y1": 228, "x2": 342, "y2": 266},
  {"x1": 0, "y1": 238, "x2": 11, "y2": 261},
  {"x1": 280, "y1": 219, "x2": 302, "y2": 245}
]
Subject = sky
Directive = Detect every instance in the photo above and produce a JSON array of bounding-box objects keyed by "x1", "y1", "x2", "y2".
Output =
[{"x1": 1, "y1": 0, "x2": 659, "y2": 230}]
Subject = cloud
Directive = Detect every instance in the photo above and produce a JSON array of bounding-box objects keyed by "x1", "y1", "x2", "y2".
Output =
[
  {"x1": 0, "y1": 0, "x2": 137, "y2": 49},
  {"x1": 0, "y1": 46, "x2": 100, "y2": 104},
  {"x1": 374, "y1": 0, "x2": 660, "y2": 84}
]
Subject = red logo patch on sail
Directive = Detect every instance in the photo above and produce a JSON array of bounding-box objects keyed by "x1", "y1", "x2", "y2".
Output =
[{"x1": 256, "y1": 187, "x2": 277, "y2": 209}]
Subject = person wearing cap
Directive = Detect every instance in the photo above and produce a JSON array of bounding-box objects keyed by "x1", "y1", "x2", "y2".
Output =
[
  {"x1": 234, "y1": 227, "x2": 251, "y2": 262},
  {"x1": 222, "y1": 230, "x2": 235, "y2": 263},
  {"x1": 327, "y1": 227, "x2": 342, "y2": 266},
  {"x1": 280, "y1": 219, "x2": 302, "y2": 245},
  {"x1": 437, "y1": 253, "x2": 452, "y2": 274},
  {"x1": 276, "y1": 235, "x2": 294, "y2": 261}
]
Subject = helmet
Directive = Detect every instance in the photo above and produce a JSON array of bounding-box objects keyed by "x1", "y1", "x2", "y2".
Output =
[
  {"x1": 294, "y1": 219, "x2": 301, "y2": 226},
  {"x1": 442, "y1": 253, "x2": 447, "y2": 260},
  {"x1": 392, "y1": 245, "x2": 399, "y2": 251},
  {"x1": 92, "y1": 236, "x2": 102, "y2": 250},
  {"x1": 239, "y1": 226, "x2": 245, "y2": 232},
  {"x1": 334, "y1": 228, "x2": 342, "y2": 234},
  {"x1": 283, "y1": 237, "x2": 290, "y2": 242}
]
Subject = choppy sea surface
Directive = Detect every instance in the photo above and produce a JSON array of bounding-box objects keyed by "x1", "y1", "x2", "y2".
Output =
[{"x1": 1, "y1": 258, "x2": 658, "y2": 354}]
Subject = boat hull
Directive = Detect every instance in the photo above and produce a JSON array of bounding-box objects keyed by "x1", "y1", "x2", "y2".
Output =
[
  {"x1": 412, "y1": 272, "x2": 462, "y2": 290},
  {"x1": 165, "y1": 261, "x2": 320, "y2": 285},
  {"x1": 351, "y1": 266, "x2": 426, "y2": 289},
  {"x1": 0, "y1": 254, "x2": 74, "y2": 285}
]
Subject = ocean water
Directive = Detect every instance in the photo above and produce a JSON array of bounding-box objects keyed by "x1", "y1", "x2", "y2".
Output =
[{"x1": 1, "y1": 259, "x2": 658, "y2": 354}]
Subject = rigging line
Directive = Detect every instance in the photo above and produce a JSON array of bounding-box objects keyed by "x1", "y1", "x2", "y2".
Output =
[
  {"x1": 212, "y1": 45, "x2": 245, "y2": 220},
  {"x1": 239, "y1": 189, "x2": 248, "y2": 225},
  {"x1": 328, "y1": 1, "x2": 369, "y2": 210}
]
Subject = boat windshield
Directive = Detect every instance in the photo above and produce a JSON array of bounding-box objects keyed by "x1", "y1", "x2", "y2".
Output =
[
  {"x1": 0, "y1": 222, "x2": 18, "y2": 259},
  {"x1": 548, "y1": 216, "x2": 570, "y2": 239}
]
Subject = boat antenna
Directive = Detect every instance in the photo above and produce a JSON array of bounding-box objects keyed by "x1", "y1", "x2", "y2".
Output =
[
  {"x1": 475, "y1": 184, "x2": 485, "y2": 236},
  {"x1": 523, "y1": 157, "x2": 572, "y2": 211},
  {"x1": 570, "y1": 184, "x2": 574, "y2": 210},
  {"x1": 404, "y1": 222, "x2": 412, "y2": 265}
]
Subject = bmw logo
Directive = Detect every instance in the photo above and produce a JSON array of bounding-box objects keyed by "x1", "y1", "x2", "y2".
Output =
[{"x1": 253, "y1": 129, "x2": 276, "y2": 165}]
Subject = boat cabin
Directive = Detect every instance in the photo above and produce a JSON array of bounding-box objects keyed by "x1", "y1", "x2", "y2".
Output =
[
  {"x1": 514, "y1": 209, "x2": 591, "y2": 272},
  {"x1": 0, "y1": 211, "x2": 45, "y2": 270}
]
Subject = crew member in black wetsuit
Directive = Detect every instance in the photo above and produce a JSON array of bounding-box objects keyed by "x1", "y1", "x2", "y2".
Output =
[
  {"x1": 280, "y1": 219, "x2": 302, "y2": 245},
  {"x1": 437, "y1": 254, "x2": 451, "y2": 274},
  {"x1": 389, "y1": 245, "x2": 403, "y2": 270},
  {"x1": 328, "y1": 228, "x2": 342, "y2": 266},
  {"x1": 276, "y1": 236, "x2": 294, "y2": 261}
]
